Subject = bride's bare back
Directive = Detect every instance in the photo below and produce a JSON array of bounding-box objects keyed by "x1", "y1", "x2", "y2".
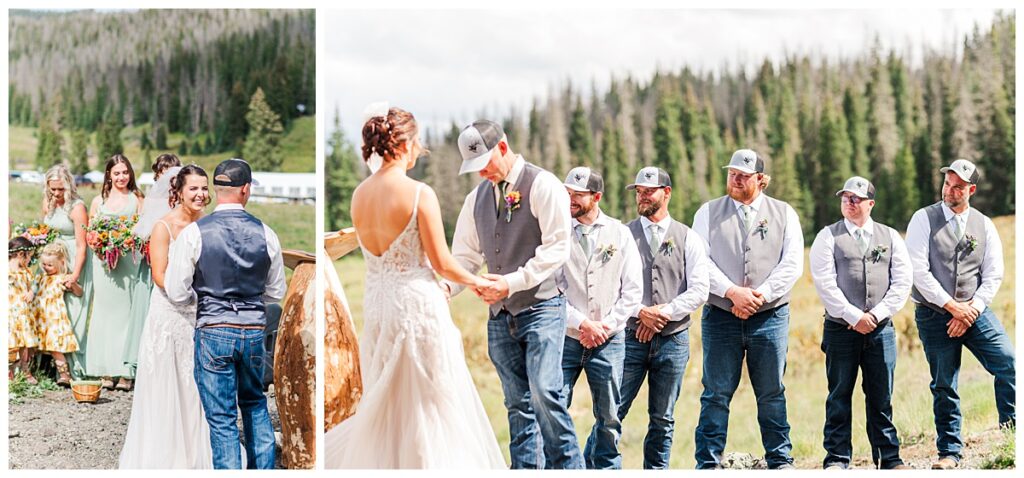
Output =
[{"x1": 351, "y1": 171, "x2": 483, "y2": 289}]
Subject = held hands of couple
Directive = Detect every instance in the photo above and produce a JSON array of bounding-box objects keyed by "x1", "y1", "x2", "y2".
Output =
[
  {"x1": 943, "y1": 299, "x2": 980, "y2": 338},
  {"x1": 472, "y1": 273, "x2": 510, "y2": 305},
  {"x1": 726, "y1": 286, "x2": 764, "y2": 319}
]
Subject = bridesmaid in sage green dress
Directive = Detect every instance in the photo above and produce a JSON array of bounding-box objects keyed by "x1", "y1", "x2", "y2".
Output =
[
  {"x1": 41, "y1": 165, "x2": 93, "y2": 381},
  {"x1": 122, "y1": 154, "x2": 181, "y2": 379},
  {"x1": 86, "y1": 155, "x2": 145, "y2": 391}
]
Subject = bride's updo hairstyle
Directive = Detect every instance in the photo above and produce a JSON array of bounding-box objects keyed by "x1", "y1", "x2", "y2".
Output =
[
  {"x1": 168, "y1": 164, "x2": 211, "y2": 208},
  {"x1": 362, "y1": 107, "x2": 418, "y2": 163}
]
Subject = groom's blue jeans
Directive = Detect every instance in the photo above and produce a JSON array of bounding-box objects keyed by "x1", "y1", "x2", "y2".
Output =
[
  {"x1": 562, "y1": 332, "x2": 625, "y2": 469},
  {"x1": 195, "y1": 327, "x2": 276, "y2": 469},
  {"x1": 915, "y1": 305, "x2": 1016, "y2": 460},
  {"x1": 488, "y1": 295, "x2": 583, "y2": 469}
]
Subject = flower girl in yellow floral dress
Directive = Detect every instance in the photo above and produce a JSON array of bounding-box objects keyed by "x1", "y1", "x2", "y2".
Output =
[
  {"x1": 8, "y1": 236, "x2": 39, "y2": 383},
  {"x1": 35, "y1": 242, "x2": 82, "y2": 386}
]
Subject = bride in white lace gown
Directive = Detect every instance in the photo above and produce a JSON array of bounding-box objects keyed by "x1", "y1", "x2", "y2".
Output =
[
  {"x1": 119, "y1": 165, "x2": 213, "y2": 468},
  {"x1": 325, "y1": 106, "x2": 505, "y2": 469}
]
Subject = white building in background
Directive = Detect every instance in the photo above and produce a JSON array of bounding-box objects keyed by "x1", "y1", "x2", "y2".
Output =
[{"x1": 137, "y1": 171, "x2": 315, "y2": 205}]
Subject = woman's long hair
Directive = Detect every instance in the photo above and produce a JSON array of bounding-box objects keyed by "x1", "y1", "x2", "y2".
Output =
[{"x1": 101, "y1": 154, "x2": 144, "y2": 201}]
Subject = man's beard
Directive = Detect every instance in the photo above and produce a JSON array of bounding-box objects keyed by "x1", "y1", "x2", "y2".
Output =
[
  {"x1": 637, "y1": 199, "x2": 661, "y2": 217},
  {"x1": 943, "y1": 194, "x2": 966, "y2": 209},
  {"x1": 727, "y1": 183, "x2": 756, "y2": 203},
  {"x1": 571, "y1": 202, "x2": 593, "y2": 218}
]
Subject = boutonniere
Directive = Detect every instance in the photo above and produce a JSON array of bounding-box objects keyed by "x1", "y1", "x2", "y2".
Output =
[
  {"x1": 964, "y1": 234, "x2": 979, "y2": 253},
  {"x1": 870, "y1": 245, "x2": 888, "y2": 263},
  {"x1": 596, "y1": 243, "x2": 617, "y2": 263},
  {"x1": 754, "y1": 219, "x2": 769, "y2": 239},
  {"x1": 504, "y1": 190, "x2": 521, "y2": 223},
  {"x1": 659, "y1": 238, "x2": 676, "y2": 256}
]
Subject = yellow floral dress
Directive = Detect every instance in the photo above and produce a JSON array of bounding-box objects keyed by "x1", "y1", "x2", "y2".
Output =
[
  {"x1": 8, "y1": 268, "x2": 39, "y2": 350},
  {"x1": 35, "y1": 274, "x2": 80, "y2": 353}
]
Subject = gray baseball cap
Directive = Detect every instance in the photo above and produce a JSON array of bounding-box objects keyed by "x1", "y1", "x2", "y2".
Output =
[
  {"x1": 626, "y1": 167, "x2": 672, "y2": 190},
  {"x1": 457, "y1": 120, "x2": 505, "y2": 175},
  {"x1": 564, "y1": 166, "x2": 604, "y2": 193},
  {"x1": 835, "y1": 176, "x2": 875, "y2": 199},
  {"x1": 723, "y1": 149, "x2": 765, "y2": 174},
  {"x1": 939, "y1": 159, "x2": 980, "y2": 184}
]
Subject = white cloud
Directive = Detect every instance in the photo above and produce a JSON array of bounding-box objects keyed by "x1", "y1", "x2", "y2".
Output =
[{"x1": 323, "y1": 8, "x2": 999, "y2": 137}]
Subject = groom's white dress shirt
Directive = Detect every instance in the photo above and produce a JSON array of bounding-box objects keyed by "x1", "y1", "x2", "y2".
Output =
[
  {"x1": 166, "y1": 203, "x2": 288, "y2": 306},
  {"x1": 445, "y1": 155, "x2": 572, "y2": 297}
]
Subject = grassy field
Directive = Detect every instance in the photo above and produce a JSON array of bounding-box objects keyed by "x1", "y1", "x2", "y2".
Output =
[
  {"x1": 7, "y1": 182, "x2": 313, "y2": 255},
  {"x1": 8, "y1": 115, "x2": 315, "y2": 174},
  {"x1": 333, "y1": 215, "x2": 1015, "y2": 468}
]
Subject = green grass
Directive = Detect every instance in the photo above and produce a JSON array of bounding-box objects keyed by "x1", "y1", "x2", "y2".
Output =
[
  {"x1": 333, "y1": 215, "x2": 1015, "y2": 468},
  {"x1": 7, "y1": 182, "x2": 313, "y2": 254},
  {"x1": 8, "y1": 372, "x2": 60, "y2": 404},
  {"x1": 980, "y1": 427, "x2": 1016, "y2": 469},
  {"x1": 9, "y1": 116, "x2": 314, "y2": 173}
]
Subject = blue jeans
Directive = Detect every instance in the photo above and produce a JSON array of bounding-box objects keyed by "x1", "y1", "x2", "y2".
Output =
[
  {"x1": 821, "y1": 319, "x2": 902, "y2": 469},
  {"x1": 488, "y1": 296, "x2": 583, "y2": 469},
  {"x1": 562, "y1": 332, "x2": 625, "y2": 469},
  {"x1": 915, "y1": 305, "x2": 1016, "y2": 460},
  {"x1": 695, "y1": 304, "x2": 793, "y2": 469},
  {"x1": 617, "y1": 327, "x2": 690, "y2": 469},
  {"x1": 194, "y1": 327, "x2": 276, "y2": 469}
]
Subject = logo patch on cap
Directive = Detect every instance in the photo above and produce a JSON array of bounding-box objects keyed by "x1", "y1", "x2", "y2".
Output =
[
  {"x1": 574, "y1": 173, "x2": 584, "y2": 182},
  {"x1": 856, "y1": 181, "x2": 864, "y2": 189},
  {"x1": 744, "y1": 156, "x2": 753, "y2": 165},
  {"x1": 644, "y1": 171, "x2": 655, "y2": 180}
]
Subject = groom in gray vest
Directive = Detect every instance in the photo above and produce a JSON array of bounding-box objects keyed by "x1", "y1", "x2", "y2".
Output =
[
  {"x1": 809, "y1": 176, "x2": 912, "y2": 469},
  {"x1": 617, "y1": 166, "x2": 710, "y2": 469},
  {"x1": 905, "y1": 159, "x2": 1015, "y2": 470},
  {"x1": 445, "y1": 120, "x2": 583, "y2": 469},
  {"x1": 692, "y1": 149, "x2": 803, "y2": 469},
  {"x1": 166, "y1": 158, "x2": 287, "y2": 469}
]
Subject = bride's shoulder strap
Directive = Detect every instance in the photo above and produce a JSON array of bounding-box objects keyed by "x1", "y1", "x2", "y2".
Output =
[
  {"x1": 411, "y1": 182, "x2": 426, "y2": 218},
  {"x1": 156, "y1": 219, "x2": 175, "y2": 239}
]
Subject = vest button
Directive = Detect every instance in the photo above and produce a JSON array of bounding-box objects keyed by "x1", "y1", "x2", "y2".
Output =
[
  {"x1": 745, "y1": 246, "x2": 751, "y2": 252},
  {"x1": 495, "y1": 248, "x2": 500, "y2": 253},
  {"x1": 495, "y1": 233, "x2": 500, "y2": 238},
  {"x1": 495, "y1": 266, "x2": 502, "y2": 271}
]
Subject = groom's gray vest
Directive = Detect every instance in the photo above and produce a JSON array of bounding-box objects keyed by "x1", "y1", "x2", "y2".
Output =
[
  {"x1": 626, "y1": 218, "x2": 691, "y2": 336},
  {"x1": 910, "y1": 202, "x2": 988, "y2": 312},
  {"x1": 705, "y1": 194, "x2": 792, "y2": 314},
  {"x1": 474, "y1": 161, "x2": 560, "y2": 316},
  {"x1": 826, "y1": 220, "x2": 895, "y2": 326},
  {"x1": 193, "y1": 209, "x2": 272, "y2": 328}
]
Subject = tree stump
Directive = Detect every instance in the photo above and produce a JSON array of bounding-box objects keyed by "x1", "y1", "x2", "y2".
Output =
[
  {"x1": 324, "y1": 229, "x2": 363, "y2": 431},
  {"x1": 273, "y1": 252, "x2": 316, "y2": 469}
]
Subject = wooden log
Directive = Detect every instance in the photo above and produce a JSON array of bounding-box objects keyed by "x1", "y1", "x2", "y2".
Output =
[
  {"x1": 323, "y1": 230, "x2": 363, "y2": 431},
  {"x1": 273, "y1": 254, "x2": 316, "y2": 469}
]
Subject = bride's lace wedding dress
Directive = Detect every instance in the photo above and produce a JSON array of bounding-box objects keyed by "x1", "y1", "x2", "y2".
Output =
[
  {"x1": 119, "y1": 221, "x2": 212, "y2": 469},
  {"x1": 325, "y1": 183, "x2": 505, "y2": 469}
]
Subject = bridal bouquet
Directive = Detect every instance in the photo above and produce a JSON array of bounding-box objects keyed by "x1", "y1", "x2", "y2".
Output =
[
  {"x1": 85, "y1": 214, "x2": 143, "y2": 271},
  {"x1": 11, "y1": 221, "x2": 59, "y2": 265}
]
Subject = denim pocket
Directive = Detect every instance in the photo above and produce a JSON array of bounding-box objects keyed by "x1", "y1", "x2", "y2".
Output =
[
  {"x1": 199, "y1": 334, "x2": 233, "y2": 373},
  {"x1": 669, "y1": 331, "x2": 690, "y2": 346}
]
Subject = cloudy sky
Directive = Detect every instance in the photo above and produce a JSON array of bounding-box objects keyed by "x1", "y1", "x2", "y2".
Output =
[{"x1": 323, "y1": 8, "x2": 999, "y2": 139}]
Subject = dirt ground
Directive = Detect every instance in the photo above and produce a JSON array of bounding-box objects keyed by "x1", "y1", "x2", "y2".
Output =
[{"x1": 8, "y1": 385, "x2": 283, "y2": 469}]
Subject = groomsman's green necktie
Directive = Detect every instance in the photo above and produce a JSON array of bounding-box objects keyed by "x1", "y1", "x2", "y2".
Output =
[
  {"x1": 855, "y1": 228, "x2": 869, "y2": 255},
  {"x1": 648, "y1": 224, "x2": 662, "y2": 254},
  {"x1": 495, "y1": 180, "x2": 509, "y2": 217},
  {"x1": 952, "y1": 215, "x2": 966, "y2": 241},
  {"x1": 577, "y1": 224, "x2": 594, "y2": 257},
  {"x1": 740, "y1": 204, "x2": 755, "y2": 232}
]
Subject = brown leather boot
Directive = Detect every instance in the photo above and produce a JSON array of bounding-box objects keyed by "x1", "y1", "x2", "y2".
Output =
[{"x1": 931, "y1": 457, "x2": 958, "y2": 469}]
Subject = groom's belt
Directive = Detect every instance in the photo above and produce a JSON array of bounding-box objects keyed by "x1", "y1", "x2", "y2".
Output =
[{"x1": 202, "y1": 323, "x2": 265, "y2": 330}]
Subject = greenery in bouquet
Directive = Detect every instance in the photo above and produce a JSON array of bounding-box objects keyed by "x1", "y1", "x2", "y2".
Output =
[
  {"x1": 11, "y1": 221, "x2": 58, "y2": 265},
  {"x1": 84, "y1": 215, "x2": 144, "y2": 271}
]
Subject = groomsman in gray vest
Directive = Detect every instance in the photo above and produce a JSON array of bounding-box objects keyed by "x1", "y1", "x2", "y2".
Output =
[
  {"x1": 809, "y1": 176, "x2": 912, "y2": 470},
  {"x1": 905, "y1": 159, "x2": 1015, "y2": 470},
  {"x1": 616, "y1": 166, "x2": 710, "y2": 469},
  {"x1": 556, "y1": 166, "x2": 643, "y2": 469},
  {"x1": 445, "y1": 120, "x2": 583, "y2": 469},
  {"x1": 692, "y1": 149, "x2": 803, "y2": 469}
]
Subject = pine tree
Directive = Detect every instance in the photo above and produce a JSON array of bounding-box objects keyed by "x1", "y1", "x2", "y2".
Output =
[
  {"x1": 814, "y1": 97, "x2": 853, "y2": 229},
  {"x1": 96, "y1": 112, "x2": 124, "y2": 162},
  {"x1": 35, "y1": 114, "x2": 64, "y2": 169},
  {"x1": 843, "y1": 86, "x2": 871, "y2": 177},
  {"x1": 568, "y1": 95, "x2": 596, "y2": 167},
  {"x1": 140, "y1": 127, "x2": 152, "y2": 150},
  {"x1": 177, "y1": 140, "x2": 188, "y2": 156},
  {"x1": 599, "y1": 116, "x2": 626, "y2": 219},
  {"x1": 155, "y1": 124, "x2": 169, "y2": 150},
  {"x1": 70, "y1": 129, "x2": 90, "y2": 175},
  {"x1": 242, "y1": 87, "x2": 285, "y2": 171},
  {"x1": 325, "y1": 110, "x2": 361, "y2": 231}
]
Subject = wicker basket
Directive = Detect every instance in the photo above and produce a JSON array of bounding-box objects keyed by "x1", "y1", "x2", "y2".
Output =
[{"x1": 71, "y1": 380, "x2": 102, "y2": 403}]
